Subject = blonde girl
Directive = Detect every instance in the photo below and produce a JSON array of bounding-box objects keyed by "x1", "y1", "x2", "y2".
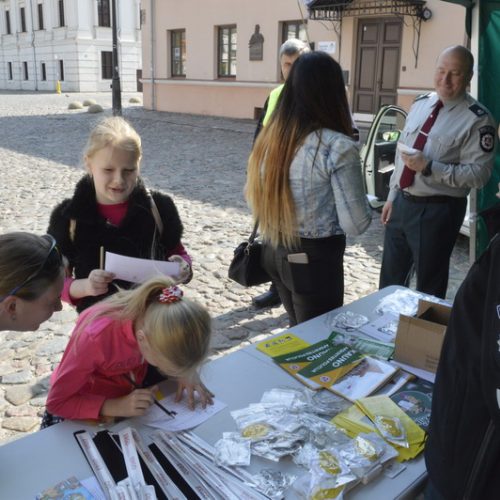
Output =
[
  {"x1": 48, "y1": 117, "x2": 192, "y2": 313},
  {"x1": 44, "y1": 276, "x2": 212, "y2": 424},
  {"x1": 0, "y1": 232, "x2": 64, "y2": 332}
]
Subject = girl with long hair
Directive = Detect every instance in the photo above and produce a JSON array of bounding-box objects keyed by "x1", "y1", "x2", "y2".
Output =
[
  {"x1": 48, "y1": 116, "x2": 192, "y2": 313},
  {"x1": 246, "y1": 51, "x2": 371, "y2": 325}
]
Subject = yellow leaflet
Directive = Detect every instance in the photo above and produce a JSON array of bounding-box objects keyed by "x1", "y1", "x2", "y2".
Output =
[
  {"x1": 255, "y1": 332, "x2": 310, "y2": 357},
  {"x1": 332, "y1": 404, "x2": 375, "y2": 438},
  {"x1": 311, "y1": 485, "x2": 345, "y2": 499},
  {"x1": 355, "y1": 395, "x2": 426, "y2": 462}
]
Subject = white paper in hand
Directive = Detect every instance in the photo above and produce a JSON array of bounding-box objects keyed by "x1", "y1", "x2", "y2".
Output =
[
  {"x1": 105, "y1": 251, "x2": 180, "y2": 284},
  {"x1": 397, "y1": 142, "x2": 419, "y2": 156}
]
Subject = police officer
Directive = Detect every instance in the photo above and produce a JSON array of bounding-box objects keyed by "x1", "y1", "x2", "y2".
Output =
[{"x1": 379, "y1": 45, "x2": 496, "y2": 299}]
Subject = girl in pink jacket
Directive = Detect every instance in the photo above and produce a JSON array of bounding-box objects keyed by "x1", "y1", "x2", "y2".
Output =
[{"x1": 43, "y1": 276, "x2": 212, "y2": 425}]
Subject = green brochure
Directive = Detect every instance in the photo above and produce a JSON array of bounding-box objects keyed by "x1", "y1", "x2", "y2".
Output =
[
  {"x1": 329, "y1": 331, "x2": 394, "y2": 360},
  {"x1": 297, "y1": 343, "x2": 364, "y2": 388},
  {"x1": 272, "y1": 339, "x2": 333, "y2": 389}
]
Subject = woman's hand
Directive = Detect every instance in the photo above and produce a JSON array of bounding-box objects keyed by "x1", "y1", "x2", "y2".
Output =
[
  {"x1": 168, "y1": 255, "x2": 192, "y2": 284},
  {"x1": 175, "y1": 375, "x2": 214, "y2": 410},
  {"x1": 100, "y1": 387, "x2": 158, "y2": 417}
]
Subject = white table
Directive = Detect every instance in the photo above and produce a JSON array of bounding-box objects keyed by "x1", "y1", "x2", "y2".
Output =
[{"x1": 0, "y1": 286, "x2": 427, "y2": 499}]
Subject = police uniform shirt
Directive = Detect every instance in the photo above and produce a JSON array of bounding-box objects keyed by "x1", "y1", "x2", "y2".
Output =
[{"x1": 388, "y1": 91, "x2": 496, "y2": 202}]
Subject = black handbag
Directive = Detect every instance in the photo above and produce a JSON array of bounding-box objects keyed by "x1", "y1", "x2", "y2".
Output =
[{"x1": 228, "y1": 221, "x2": 271, "y2": 287}]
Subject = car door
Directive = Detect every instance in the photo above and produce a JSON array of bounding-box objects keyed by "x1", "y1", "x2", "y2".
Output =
[{"x1": 360, "y1": 105, "x2": 407, "y2": 208}]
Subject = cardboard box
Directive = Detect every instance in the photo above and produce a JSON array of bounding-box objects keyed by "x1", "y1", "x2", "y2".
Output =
[{"x1": 394, "y1": 299, "x2": 451, "y2": 373}]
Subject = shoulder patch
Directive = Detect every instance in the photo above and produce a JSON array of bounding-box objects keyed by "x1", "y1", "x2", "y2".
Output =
[
  {"x1": 469, "y1": 103, "x2": 487, "y2": 117},
  {"x1": 479, "y1": 125, "x2": 495, "y2": 153},
  {"x1": 414, "y1": 92, "x2": 431, "y2": 102}
]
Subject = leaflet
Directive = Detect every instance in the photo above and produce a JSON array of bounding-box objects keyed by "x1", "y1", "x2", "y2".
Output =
[
  {"x1": 271, "y1": 339, "x2": 333, "y2": 389},
  {"x1": 255, "y1": 332, "x2": 310, "y2": 357},
  {"x1": 105, "y1": 251, "x2": 180, "y2": 284},
  {"x1": 328, "y1": 330, "x2": 394, "y2": 360},
  {"x1": 297, "y1": 343, "x2": 364, "y2": 388}
]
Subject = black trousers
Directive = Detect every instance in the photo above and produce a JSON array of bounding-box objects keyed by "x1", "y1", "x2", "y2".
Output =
[
  {"x1": 262, "y1": 234, "x2": 346, "y2": 326},
  {"x1": 379, "y1": 192, "x2": 467, "y2": 299}
]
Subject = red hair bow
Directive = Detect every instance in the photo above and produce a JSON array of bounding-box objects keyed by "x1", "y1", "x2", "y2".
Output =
[{"x1": 158, "y1": 286, "x2": 183, "y2": 304}]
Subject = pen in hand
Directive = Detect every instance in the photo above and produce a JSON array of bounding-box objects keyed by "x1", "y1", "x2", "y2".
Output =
[{"x1": 124, "y1": 373, "x2": 177, "y2": 419}]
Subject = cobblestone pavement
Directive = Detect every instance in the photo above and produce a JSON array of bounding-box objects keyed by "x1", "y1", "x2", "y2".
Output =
[{"x1": 0, "y1": 90, "x2": 471, "y2": 445}]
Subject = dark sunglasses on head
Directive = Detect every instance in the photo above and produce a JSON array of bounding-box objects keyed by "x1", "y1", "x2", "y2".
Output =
[{"x1": 0, "y1": 234, "x2": 61, "y2": 302}]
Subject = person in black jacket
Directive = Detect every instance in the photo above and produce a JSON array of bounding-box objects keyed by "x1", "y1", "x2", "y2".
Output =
[
  {"x1": 425, "y1": 205, "x2": 500, "y2": 496},
  {"x1": 48, "y1": 117, "x2": 192, "y2": 313}
]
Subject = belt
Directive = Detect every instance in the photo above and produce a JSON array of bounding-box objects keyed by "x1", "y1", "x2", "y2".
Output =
[{"x1": 400, "y1": 191, "x2": 457, "y2": 203}]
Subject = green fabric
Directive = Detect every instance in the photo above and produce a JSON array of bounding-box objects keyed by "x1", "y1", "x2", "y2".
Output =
[
  {"x1": 262, "y1": 84, "x2": 284, "y2": 127},
  {"x1": 477, "y1": 3, "x2": 500, "y2": 254}
]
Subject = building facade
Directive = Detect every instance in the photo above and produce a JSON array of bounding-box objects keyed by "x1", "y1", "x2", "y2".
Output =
[
  {"x1": 140, "y1": 0, "x2": 467, "y2": 120},
  {"x1": 0, "y1": 0, "x2": 142, "y2": 92}
]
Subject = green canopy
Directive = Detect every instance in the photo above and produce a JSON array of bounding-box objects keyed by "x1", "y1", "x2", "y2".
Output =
[
  {"x1": 476, "y1": 0, "x2": 500, "y2": 254},
  {"x1": 444, "y1": 0, "x2": 500, "y2": 253}
]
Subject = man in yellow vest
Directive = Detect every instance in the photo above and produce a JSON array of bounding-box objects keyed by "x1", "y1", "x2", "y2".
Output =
[
  {"x1": 252, "y1": 38, "x2": 311, "y2": 308},
  {"x1": 253, "y1": 38, "x2": 311, "y2": 142}
]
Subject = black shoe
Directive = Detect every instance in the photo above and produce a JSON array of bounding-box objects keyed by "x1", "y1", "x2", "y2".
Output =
[{"x1": 252, "y1": 289, "x2": 282, "y2": 308}]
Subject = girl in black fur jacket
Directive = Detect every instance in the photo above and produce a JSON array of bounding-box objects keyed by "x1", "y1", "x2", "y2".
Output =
[{"x1": 48, "y1": 117, "x2": 192, "y2": 313}]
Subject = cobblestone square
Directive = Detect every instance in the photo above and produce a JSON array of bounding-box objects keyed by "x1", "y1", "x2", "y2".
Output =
[{"x1": 0, "y1": 90, "x2": 470, "y2": 444}]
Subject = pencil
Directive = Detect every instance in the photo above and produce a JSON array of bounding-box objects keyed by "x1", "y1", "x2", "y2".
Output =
[
  {"x1": 124, "y1": 374, "x2": 176, "y2": 418},
  {"x1": 99, "y1": 246, "x2": 105, "y2": 270},
  {"x1": 152, "y1": 399, "x2": 177, "y2": 419}
]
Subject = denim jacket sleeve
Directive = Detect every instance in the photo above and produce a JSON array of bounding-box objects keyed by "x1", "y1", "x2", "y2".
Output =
[{"x1": 327, "y1": 134, "x2": 372, "y2": 236}]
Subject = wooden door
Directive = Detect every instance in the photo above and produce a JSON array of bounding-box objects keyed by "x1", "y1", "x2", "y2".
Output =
[{"x1": 353, "y1": 18, "x2": 402, "y2": 114}]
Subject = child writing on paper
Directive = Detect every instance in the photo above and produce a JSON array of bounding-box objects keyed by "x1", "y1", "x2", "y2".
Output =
[
  {"x1": 48, "y1": 116, "x2": 192, "y2": 313},
  {"x1": 42, "y1": 276, "x2": 213, "y2": 427}
]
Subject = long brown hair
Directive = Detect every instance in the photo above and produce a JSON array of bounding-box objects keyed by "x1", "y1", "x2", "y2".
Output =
[{"x1": 246, "y1": 52, "x2": 353, "y2": 249}]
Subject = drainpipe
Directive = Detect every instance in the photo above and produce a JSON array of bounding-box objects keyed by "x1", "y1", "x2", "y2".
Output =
[
  {"x1": 150, "y1": 0, "x2": 156, "y2": 110},
  {"x1": 111, "y1": 0, "x2": 122, "y2": 115},
  {"x1": 29, "y1": 0, "x2": 38, "y2": 91}
]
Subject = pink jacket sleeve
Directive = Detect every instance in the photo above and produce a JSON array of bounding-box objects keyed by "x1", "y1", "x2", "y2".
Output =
[
  {"x1": 46, "y1": 331, "x2": 106, "y2": 420},
  {"x1": 166, "y1": 242, "x2": 192, "y2": 266},
  {"x1": 61, "y1": 276, "x2": 81, "y2": 306}
]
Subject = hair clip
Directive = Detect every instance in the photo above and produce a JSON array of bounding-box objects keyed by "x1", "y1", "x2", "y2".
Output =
[{"x1": 158, "y1": 286, "x2": 183, "y2": 304}]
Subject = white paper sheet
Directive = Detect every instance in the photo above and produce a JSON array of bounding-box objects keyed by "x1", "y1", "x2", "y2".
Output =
[
  {"x1": 391, "y1": 360, "x2": 436, "y2": 383},
  {"x1": 136, "y1": 395, "x2": 227, "y2": 432},
  {"x1": 397, "y1": 142, "x2": 419, "y2": 156},
  {"x1": 104, "y1": 252, "x2": 180, "y2": 284}
]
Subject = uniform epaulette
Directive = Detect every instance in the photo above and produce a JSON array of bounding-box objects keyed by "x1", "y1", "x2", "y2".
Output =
[
  {"x1": 414, "y1": 92, "x2": 431, "y2": 102},
  {"x1": 469, "y1": 103, "x2": 488, "y2": 117}
]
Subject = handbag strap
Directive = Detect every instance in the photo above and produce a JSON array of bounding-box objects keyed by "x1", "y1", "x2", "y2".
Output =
[
  {"x1": 147, "y1": 189, "x2": 164, "y2": 260},
  {"x1": 147, "y1": 190, "x2": 164, "y2": 236},
  {"x1": 249, "y1": 220, "x2": 259, "y2": 243}
]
